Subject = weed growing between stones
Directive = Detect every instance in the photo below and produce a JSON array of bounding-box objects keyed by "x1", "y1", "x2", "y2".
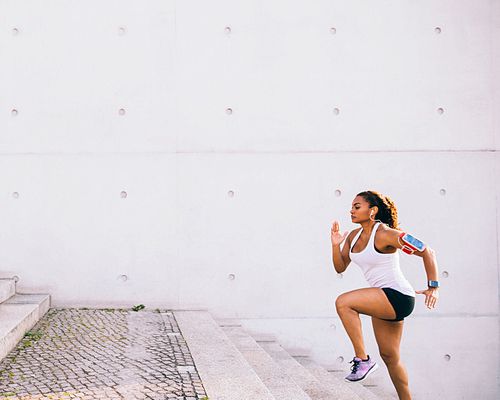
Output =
[{"x1": 20, "y1": 330, "x2": 43, "y2": 349}]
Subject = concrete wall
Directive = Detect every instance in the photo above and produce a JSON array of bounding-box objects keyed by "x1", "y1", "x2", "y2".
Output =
[{"x1": 1, "y1": 1, "x2": 498, "y2": 398}]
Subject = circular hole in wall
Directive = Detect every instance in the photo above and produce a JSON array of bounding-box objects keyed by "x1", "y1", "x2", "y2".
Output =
[
  {"x1": 435, "y1": 27, "x2": 442, "y2": 34},
  {"x1": 11, "y1": 109, "x2": 18, "y2": 117},
  {"x1": 225, "y1": 107, "x2": 233, "y2": 115},
  {"x1": 330, "y1": 27, "x2": 337, "y2": 35},
  {"x1": 442, "y1": 271, "x2": 449, "y2": 278},
  {"x1": 224, "y1": 26, "x2": 232, "y2": 34},
  {"x1": 118, "y1": 26, "x2": 127, "y2": 35},
  {"x1": 12, "y1": 275, "x2": 20, "y2": 282},
  {"x1": 118, "y1": 274, "x2": 128, "y2": 282},
  {"x1": 12, "y1": 192, "x2": 19, "y2": 199},
  {"x1": 227, "y1": 190, "x2": 235, "y2": 198},
  {"x1": 333, "y1": 107, "x2": 340, "y2": 115},
  {"x1": 228, "y1": 273, "x2": 236, "y2": 281},
  {"x1": 120, "y1": 191, "x2": 128, "y2": 199},
  {"x1": 336, "y1": 356, "x2": 344, "y2": 363},
  {"x1": 119, "y1": 108, "x2": 126, "y2": 116},
  {"x1": 444, "y1": 354, "x2": 451, "y2": 361},
  {"x1": 334, "y1": 189, "x2": 342, "y2": 197},
  {"x1": 439, "y1": 189, "x2": 446, "y2": 196},
  {"x1": 12, "y1": 28, "x2": 19, "y2": 35},
  {"x1": 337, "y1": 273, "x2": 343, "y2": 279},
  {"x1": 437, "y1": 107, "x2": 444, "y2": 115}
]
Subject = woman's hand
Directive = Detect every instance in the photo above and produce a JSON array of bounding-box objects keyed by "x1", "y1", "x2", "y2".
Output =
[
  {"x1": 416, "y1": 288, "x2": 439, "y2": 309},
  {"x1": 331, "y1": 220, "x2": 348, "y2": 246}
]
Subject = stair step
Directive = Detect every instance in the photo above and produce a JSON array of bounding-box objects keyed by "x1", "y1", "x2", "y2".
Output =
[
  {"x1": 328, "y1": 367, "x2": 397, "y2": 400},
  {"x1": 258, "y1": 340, "x2": 358, "y2": 400},
  {"x1": 0, "y1": 293, "x2": 50, "y2": 362},
  {"x1": 222, "y1": 326, "x2": 311, "y2": 400},
  {"x1": 0, "y1": 279, "x2": 16, "y2": 304},
  {"x1": 359, "y1": 371, "x2": 399, "y2": 400},
  {"x1": 173, "y1": 311, "x2": 274, "y2": 400},
  {"x1": 296, "y1": 356, "x2": 385, "y2": 400}
]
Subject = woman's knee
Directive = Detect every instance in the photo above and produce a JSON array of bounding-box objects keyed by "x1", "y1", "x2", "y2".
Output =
[
  {"x1": 335, "y1": 294, "x2": 349, "y2": 312},
  {"x1": 379, "y1": 349, "x2": 400, "y2": 366}
]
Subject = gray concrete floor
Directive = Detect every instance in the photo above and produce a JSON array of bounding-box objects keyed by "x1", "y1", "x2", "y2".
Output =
[{"x1": 0, "y1": 309, "x2": 208, "y2": 400}]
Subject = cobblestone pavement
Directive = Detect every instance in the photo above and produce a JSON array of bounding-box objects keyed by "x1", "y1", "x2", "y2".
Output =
[{"x1": 0, "y1": 309, "x2": 208, "y2": 400}]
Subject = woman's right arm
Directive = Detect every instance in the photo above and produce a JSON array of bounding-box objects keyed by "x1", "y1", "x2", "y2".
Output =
[{"x1": 330, "y1": 220, "x2": 352, "y2": 273}]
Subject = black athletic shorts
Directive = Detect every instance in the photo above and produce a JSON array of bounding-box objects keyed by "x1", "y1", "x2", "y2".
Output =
[{"x1": 381, "y1": 287, "x2": 415, "y2": 322}]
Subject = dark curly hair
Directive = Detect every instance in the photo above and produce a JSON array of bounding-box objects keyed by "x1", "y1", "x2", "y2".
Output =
[{"x1": 357, "y1": 190, "x2": 400, "y2": 229}]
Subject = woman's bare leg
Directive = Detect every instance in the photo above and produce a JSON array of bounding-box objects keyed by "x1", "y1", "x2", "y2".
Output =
[
  {"x1": 335, "y1": 288, "x2": 397, "y2": 359},
  {"x1": 372, "y1": 317, "x2": 412, "y2": 400}
]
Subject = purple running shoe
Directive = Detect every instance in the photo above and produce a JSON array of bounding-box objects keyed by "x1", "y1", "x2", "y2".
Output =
[{"x1": 345, "y1": 355, "x2": 379, "y2": 382}]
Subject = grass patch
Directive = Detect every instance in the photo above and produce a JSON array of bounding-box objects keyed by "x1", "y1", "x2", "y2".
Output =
[
  {"x1": 20, "y1": 330, "x2": 43, "y2": 349},
  {"x1": 24, "y1": 331, "x2": 43, "y2": 341}
]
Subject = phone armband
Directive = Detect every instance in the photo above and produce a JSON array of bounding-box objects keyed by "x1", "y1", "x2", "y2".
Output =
[{"x1": 398, "y1": 232, "x2": 426, "y2": 255}]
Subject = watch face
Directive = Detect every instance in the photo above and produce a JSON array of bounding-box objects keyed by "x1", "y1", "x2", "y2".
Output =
[{"x1": 428, "y1": 281, "x2": 439, "y2": 287}]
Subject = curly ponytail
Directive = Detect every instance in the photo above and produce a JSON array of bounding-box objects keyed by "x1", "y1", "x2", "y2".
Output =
[{"x1": 357, "y1": 190, "x2": 400, "y2": 229}]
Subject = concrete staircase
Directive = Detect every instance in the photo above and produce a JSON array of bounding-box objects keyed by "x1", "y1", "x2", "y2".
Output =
[
  {"x1": 0, "y1": 278, "x2": 51, "y2": 362},
  {"x1": 174, "y1": 310, "x2": 397, "y2": 400}
]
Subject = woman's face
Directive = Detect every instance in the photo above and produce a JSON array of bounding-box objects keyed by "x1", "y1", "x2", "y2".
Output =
[{"x1": 350, "y1": 196, "x2": 372, "y2": 223}]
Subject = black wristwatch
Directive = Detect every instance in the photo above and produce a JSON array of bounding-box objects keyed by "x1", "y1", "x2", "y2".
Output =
[{"x1": 428, "y1": 280, "x2": 440, "y2": 288}]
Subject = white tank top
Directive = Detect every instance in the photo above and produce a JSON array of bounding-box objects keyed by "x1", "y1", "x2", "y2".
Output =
[{"x1": 349, "y1": 222, "x2": 415, "y2": 297}]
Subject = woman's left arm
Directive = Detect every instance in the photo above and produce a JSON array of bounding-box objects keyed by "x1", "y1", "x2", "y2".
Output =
[
  {"x1": 381, "y1": 229, "x2": 439, "y2": 309},
  {"x1": 412, "y1": 246, "x2": 439, "y2": 309}
]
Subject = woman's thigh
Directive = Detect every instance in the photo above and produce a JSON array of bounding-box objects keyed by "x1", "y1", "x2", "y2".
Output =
[
  {"x1": 371, "y1": 317, "x2": 404, "y2": 360},
  {"x1": 336, "y1": 287, "x2": 397, "y2": 320}
]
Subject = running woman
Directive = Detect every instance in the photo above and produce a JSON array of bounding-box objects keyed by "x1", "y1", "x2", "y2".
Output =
[{"x1": 331, "y1": 190, "x2": 439, "y2": 400}]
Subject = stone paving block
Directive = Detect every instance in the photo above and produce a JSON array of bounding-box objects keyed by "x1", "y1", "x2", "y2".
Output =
[{"x1": 0, "y1": 309, "x2": 207, "y2": 400}]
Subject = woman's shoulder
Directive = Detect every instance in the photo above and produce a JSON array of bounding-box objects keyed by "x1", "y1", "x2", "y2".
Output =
[
  {"x1": 376, "y1": 224, "x2": 403, "y2": 241},
  {"x1": 347, "y1": 227, "x2": 362, "y2": 239}
]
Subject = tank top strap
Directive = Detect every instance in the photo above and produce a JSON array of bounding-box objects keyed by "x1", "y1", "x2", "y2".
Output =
[
  {"x1": 368, "y1": 222, "x2": 381, "y2": 245},
  {"x1": 350, "y1": 228, "x2": 363, "y2": 252}
]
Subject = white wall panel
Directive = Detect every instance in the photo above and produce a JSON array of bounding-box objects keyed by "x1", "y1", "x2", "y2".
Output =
[
  {"x1": 1, "y1": 1, "x2": 494, "y2": 153},
  {"x1": 175, "y1": 152, "x2": 498, "y2": 317},
  {"x1": 0, "y1": 155, "x2": 180, "y2": 306},
  {"x1": 174, "y1": 0, "x2": 495, "y2": 152},
  {"x1": 1, "y1": 0, "x2": 176, "y2": 153},
  {"x1": 1, "y1": 152, "x2": 495, "y2": 314},
  {"x1": 494, "y1": 0, "x2": 500, "y2": 151}
]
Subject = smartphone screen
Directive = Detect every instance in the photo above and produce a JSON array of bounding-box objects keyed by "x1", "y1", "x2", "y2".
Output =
[{"x1": 403, "y1": 234, "x2": 425, "y2": 251}]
